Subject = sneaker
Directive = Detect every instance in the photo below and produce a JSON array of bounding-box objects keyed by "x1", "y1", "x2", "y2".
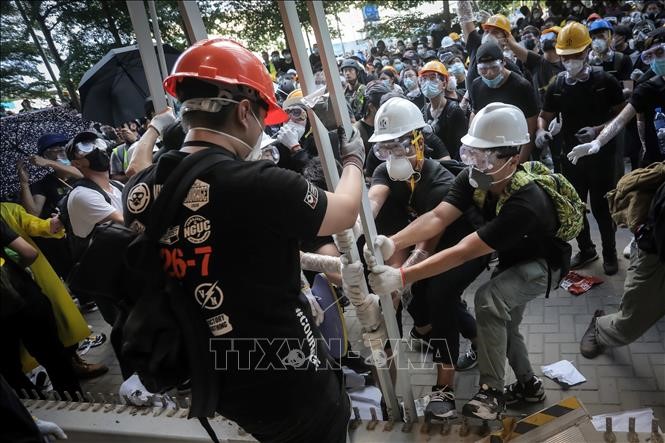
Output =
[
  {"x1": 456, "y1": 348, "x2": 478, "y2": 371},
  {"x1": 409, "y1": 327, "x2": 431, "y2": 350},
  {"x1": 580, "y1": 310, "x2": 606, "y2": 359},
  {"x1": 462, "y1": 384, "x2": 505, "y2": 420},
  {"x1": 570, "y1": 248, "x2": 598, "y2": 269},
  {"x1": 504, "y1": 376, "x2": 546, "y2": 405},
  {"x1": 622, "y1": 240, "x2": 633, "y2": 259},
  {"x1": 602, "y1": 253, "x2": 618, "y2": 276},
  {"x1": 425, "y1": 385, "x2": 457, "y2": 419},
  {"x1": 71, "y1": 354, "x2": 108, "y2": 379},
  {"x1": 77, "y1": 333, "x2": 107, "y2": 353}
]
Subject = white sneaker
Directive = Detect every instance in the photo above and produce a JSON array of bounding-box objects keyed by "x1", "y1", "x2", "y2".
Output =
[{"x1": 623, "y1": 240, "x2": 634, "y2": 259}]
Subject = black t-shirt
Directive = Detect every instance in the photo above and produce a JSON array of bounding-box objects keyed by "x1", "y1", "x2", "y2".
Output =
[
  {"x1": 543, "y1": 69, "x2": 625, "y2": 155},
  {"x1": 123, "y1": 148, "x2": 338, "y2": 427},
  {"x1": 29, "y1": 173, "x2": 71, "y2": 218},
  {"x1": 591, "y1": 52, "x2": 633, "y2": 82},
  {"x1": 444, "y1": 168, "x2": 557, "y2": 269},
  {"x1": 424, "y1": 99, "x2": 468, "y2": 161},
  {"x1": 465, "y1": 30, "x2": 525, "y2": 87},
  {"x1": 372, "y1": 159, "x2": 475, "y2": 247},
  {"x1": 525, "y1": 51, "x2": 564, "y2": 106},
  {"x1": 469, "y1": 71, "x2": 539, "y2": 119},
  {"x1": 630, "y1": 75, "x2": 665, "y2": 165}
]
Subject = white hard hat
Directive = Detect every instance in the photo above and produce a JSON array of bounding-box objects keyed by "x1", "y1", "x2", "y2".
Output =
[
  {"x1": 461, "y1": 102, "x2": 530, "y2": 149},
  {"x1": 369, "y1": 97, "x2": 426, "y2": 143},
  {"x1": 441, "y1": 36, "x2": 455, "y2": 48}
]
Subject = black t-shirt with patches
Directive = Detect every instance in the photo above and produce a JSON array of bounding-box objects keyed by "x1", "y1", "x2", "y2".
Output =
[
  {"x1": 469, "y1": 71, "x2": 539, "y2": 119},
  {"x1": 123, "y1": 148, "x2": 339, "y2": 428},
  {"x1": 630, "y1": 74, "x2": 665, "y2": 165},
  {"x1": 372, "y1": 159, "x2": 475, "y2": 247},
  {"x1": 29, "y1": 173, "x2": 71, "y2": 218},
  {"x1": 444, "y1": 168, "x2": 557, "y2": 269},
  {"x1": 543, "y1": 68, "x2": 625, "y2": 155}
]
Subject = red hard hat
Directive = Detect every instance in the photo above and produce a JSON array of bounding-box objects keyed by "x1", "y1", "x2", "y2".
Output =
[{"x1": 164, "y1": 38, "x2": 287, "y2": 125}]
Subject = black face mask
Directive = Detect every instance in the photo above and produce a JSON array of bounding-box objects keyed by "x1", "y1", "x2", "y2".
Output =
[
  {"x1": 523, "y1": 39, "x2": 536, "y2": 50},
  {"x1": 543, "y1": 39, "x2": 556, "y2": 52},
  {"x1": 85, "y1": 149, "x2": 110, "y2": 172}
]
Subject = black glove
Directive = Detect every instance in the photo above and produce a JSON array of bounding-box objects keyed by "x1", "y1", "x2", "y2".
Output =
[
  {"x1": 339, "y1": 127, "x2": 365, "y2": 170},
  {"x1": 575, "y1": 126, "x2": 597, "y2": 143}
]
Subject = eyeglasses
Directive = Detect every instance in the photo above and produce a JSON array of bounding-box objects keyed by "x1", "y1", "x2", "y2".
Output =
[
  {"x1": 477, "y1": 60, "x2": 503, "y2": 76},
  {"x1": 459, "y1": 145, "x2": 501, "y2": 171},
  {"x1": 75, "y1": 138, "x2": 107, "y2": 155},
  {"x1": 285, "y1": 107, "x2": 306, "y2": 121},
  {"x1": 641, "y1": 43, "x2": 665, "y2": 64},
  {"x1": 373, "y1": 136, "x2": 416, "y2": 161}
]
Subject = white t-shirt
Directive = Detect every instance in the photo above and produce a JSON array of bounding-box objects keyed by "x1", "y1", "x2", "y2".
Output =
[{"x1": 67, "y1": 185, "x2": 123, "y2": 238}]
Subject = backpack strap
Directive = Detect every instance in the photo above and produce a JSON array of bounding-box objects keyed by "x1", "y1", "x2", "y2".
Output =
[
  {"x1": 145, "y1": 149, "x2": 232, "y2": 241},
  {"x1": 72, "y1": 178, "x2": 112, "y2": 205}
]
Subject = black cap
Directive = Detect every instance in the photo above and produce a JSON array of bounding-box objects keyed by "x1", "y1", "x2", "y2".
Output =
[
  {"x1": 645, "y1": 27, "x2": 665, "y2": 49},
  {"x1": 476, "y1": 42, "x2": 503, "y2": 63}
]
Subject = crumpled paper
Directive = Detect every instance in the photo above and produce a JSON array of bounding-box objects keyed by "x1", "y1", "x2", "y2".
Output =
[
  {"x1": 560, "y1": 271, "x2": 604, "y2": 295},
  {"x1": 541, "y1": 360, "x2": 586, "y2": 388},
  {"x1": 592, "y1": 408, "x2": 657, "y2": 432}
]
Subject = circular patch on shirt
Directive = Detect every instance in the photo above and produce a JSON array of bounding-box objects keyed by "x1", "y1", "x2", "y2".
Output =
[
  {"x1": 194, "y1": 281, "x2": 224, "y2": 310},
  {"x1": 184, "y1": 215, "x2": 211, "y2": 244},
  {"x1": 126, "y1": 182, "x2": 150, "y2": 214}
]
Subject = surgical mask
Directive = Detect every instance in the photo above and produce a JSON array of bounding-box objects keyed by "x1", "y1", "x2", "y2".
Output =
[
  {"x1": 394, "y1": 62, "x2": 403, "y2": 72},
  {"x1": 403, "y1": 77, "x2": 417, "y2": 90},
  {"x1": 283, "y1": 121, "x2": 306, "y2": 140},
  {"x1": 450, "y1": 62, "x2": 465, "y2": 75},
  {"x1": 446, "y1": 75, "x2": 457, "y2": 92},
  {"x1": 592, "y1": 38, "x2": 608, "y2": 53},
  {"x1": 481, "y1": 72, "x2": 504, "y2": 88},
  {"x1": 381, "y1": 58, "x2": 389, "y2": 65},
  {"x1": 421, "y1": 80, "x2": 442, "y2": 98},
  {"x1": 386, "y1": 155, "x2": 415, "y2": 181},
  {"x1": 84, "y1": 149, "x2": 110, "y2": 172},
  {"x1": 563, "y1": 58, "x2": 586, "y2": 77},
  {"x1": 382, "y1": 79, "x2": 391, "y2": 88},
  {"x1": 467, "y1": 159, "x2": 515, "y2": 190},
  {"x1": 57, "y1": 158, "x2": 71, "y2": 166},
  {"x1": 417, "y1": 49, "x2": 426, "y2": 56},
  {"x1": 652, "y1": 58, "x2": 665, "y2": 77},
  {"x1": 481, "y1": 33, "x2": 499, "y2": 45}
]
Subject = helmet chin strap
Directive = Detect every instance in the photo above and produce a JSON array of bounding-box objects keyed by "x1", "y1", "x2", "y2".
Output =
[{"x1": 188, "y1": 127, "x2": 253, "y2": 158}]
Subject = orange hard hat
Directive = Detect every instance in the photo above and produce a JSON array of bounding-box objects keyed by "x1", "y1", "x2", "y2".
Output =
[
  {"x1": 482, "y1": 14, "x2": 511, "y2": 35},
  {"x1": 419, "y1": 60, "x2": 448, "y2": 78},
  {"x1": 164, "y1": 38, "x2": 287, "y2": 125}
]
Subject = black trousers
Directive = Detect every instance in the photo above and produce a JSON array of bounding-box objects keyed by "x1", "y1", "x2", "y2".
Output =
[
  {"x1": 0, "y1": 265, "x2": 81, "y2": 398},
  {"x1": 561, "y1": 149, "x2": 617, "y2": 257}
]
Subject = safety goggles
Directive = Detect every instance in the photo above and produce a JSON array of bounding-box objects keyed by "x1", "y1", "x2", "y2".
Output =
[
  {"x1": 640, "y1": 43, "x2": 665, "y2": 64},
  {"x1": 285, "y1": 106, "x2": 306, "y2": 121},
  {"x1": 418, "y1": 73, "x2": 443, "y2": 84},
  {"x1": 260, "y1": 145, "x2": 280, "y2": 163},
  {"x1": 477, "y1": 60, "x2": 503, "y2": 76},
  {"x1": 459, "y1": 145, "x2": 503, "y2": 171},
  {"x1": 75, "y1": 138, "x2": 107, "y2": 155},
  {"x1": 373, "y1": 135, "x2": 417, "y2": 161},
  {"x1": 540, "y1": 33, "x2": 557, "y2": 43}
]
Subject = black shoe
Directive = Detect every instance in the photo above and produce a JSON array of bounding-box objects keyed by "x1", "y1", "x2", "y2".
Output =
[
  {"x1": 409, "y1": 327, "x2": 432, "y2": 350},
  {"x1": 456, "y1": 348, "x2": 478, "y2": 371},
  {"x1": 580, "y1": 310, "x2": 606, "y2": 359},
  {"x1": 571, "y1": 248, "x2": 598, "y2": 269},
  {"x1": 425, "y1": 385, "x2": 457, "y2": 419},
  {"x1": 602, "y1": 253, "x2": 618, "y2": 275},
  {"x1": 504, "y1": 376, "x2": 546, "y2": 405},
  {"x1": 462, "y1": 384, "x2": 505, "y2": 420}
]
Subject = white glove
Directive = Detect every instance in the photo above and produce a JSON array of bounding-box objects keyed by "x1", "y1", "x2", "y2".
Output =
[
  {"x1": 476, "y1": 10, "x2": 492, "y2": 24},
  {"x1": 300, "y1": 252, "x2": 341, "y2": 274},
  {"x1": 355, "y1": 293, "x2": 382, "y2": 331},
  {"x1": 548, "y1": 115, "x2": 562, "y2": 137},
  {"x1": 363, "y1": 235, "x2": 395, "y2": 267},
  {"x1": 352, "y1": 217, "x2": 363, "y2": 238},
  {"x1": 535, "y1": 129, "x2": 553, "y2": 149},
  {"x1": 276, "y1": 124, "x2": 300, "y2": 148},
  {"x1": 403, "y1": 249, "x2": 429, "y2": 268},
  {"x1": 333, "y1": 229, "x2": 355, "y2": 253},
  {"x1": 119, "y1": 373, "x2": 153, "y2": 406},
  {"x1": 362, "y1": 323, "x2": 388, "y2": 352},
  {"x1": 567, "y1": 140, "x2": 601, "y2": 165},
  {"x1": 149, "y1": 107, "x2": 176, "y2": 135},
  {"x1": 456, "y1": 0, "x2": 474, "y2": 23},
  {"x1": 340, "y1": 255, "x2": 365, "y2": 289},
  {"x1": 630, "y1": 68, "x2": 643, "y2": 82},
  {"x1": 35, "y1": 418, "x2": 67, "y2": 441},
  {"x1": 368, "y1": 265, "x2": 404, "y2": 295},
  {"x1": 304, "y1": 290, "x2": 325, "y2": 326}
]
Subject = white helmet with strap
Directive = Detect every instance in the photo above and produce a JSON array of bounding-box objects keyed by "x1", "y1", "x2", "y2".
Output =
[
  {"x1": 461, "y1": 102, "x2": 530, "y2": 149},
  {"x1": 369, "y1": 97, "x2": 426, "y2": 143}
]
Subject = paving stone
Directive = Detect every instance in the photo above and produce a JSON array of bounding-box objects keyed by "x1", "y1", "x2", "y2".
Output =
[
  {"x1": 522, "y1": 315, "x2": 544, "y2": 324},
  {"x1": 544, "y1": 306, "x2": 559, "y2": 323},
  {"x1": 529, "y1": 324, "x2": 559, "y2": 333},
  {"x1": 544, "y1": 333, "x2": 576, "y2": 343},
  {"x1": 629, "y1": 342, "x2": 665, "y2": 353},
  {"x1": 651, "y1": 354, "x2": 665, "y2": 365},
  {"x1": 598, "y1": 378, "x2": 620, "y2": 404},
  {"x1": 610, "y1": 345, "x2": 632, "y2": 365},
  {"x1": 630, "y1": 354, "x2": 655, "y2": 378},
  {"x1": 596, "y1": 365, "x2": 634, "y2": 377},
  {"x1": 543, "y1": 343, "x2": 559, "y2": 364},
  {"x1": 654, "y1": 366, "x2": 665, "y2": 391},
  {"x1": 618, "y1": 377, "x2": 659, "y2": 391},
  {"x1": 527, "y1": 333, "x2": 543, "y2": 353},
  {"x1": 559, "y1": 342, "x2": 579, "y2": 354}
]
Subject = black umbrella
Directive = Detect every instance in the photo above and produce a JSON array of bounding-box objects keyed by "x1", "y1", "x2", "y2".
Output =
[{"x1": 78, "y1": 44, "x2": 181, "y2": 127}]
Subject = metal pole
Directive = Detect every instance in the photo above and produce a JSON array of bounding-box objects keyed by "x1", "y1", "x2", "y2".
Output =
[
  {"x1": 306, "y1": 0, "x2": 418, "y2": 424},
  {"x1": 147, "y1": 0, "x2": 174, "y2": 108},
  {"x1": 177, "y1": 0, "x2": 208, "y2": 44},
  {"x1": 278, "y1": 0, "x2": 403, "y2": 423},
  {"x1": 126, "y1": 1, "x2": 168, "y2": 113}
]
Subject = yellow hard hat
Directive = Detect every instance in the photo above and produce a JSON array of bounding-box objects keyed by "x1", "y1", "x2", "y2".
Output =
[
  {"x1": 282, "y1": 89, "x2": 303, "y2": 109},
  {"x1": 419, "y1": 61, "x2": 448, "y2": 78},
  {"x1": 482, "y1": 14, "x2": 511, "y2": 35},
  {"x1": 555, "y1": 22, "x2": 592, "y2": 55},
  {"x1": 449, "y1": 32, "x2": 461, "y2": 41}
]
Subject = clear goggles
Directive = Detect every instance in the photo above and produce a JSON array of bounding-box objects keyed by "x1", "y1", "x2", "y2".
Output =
[
  {"x1": 260, "y1": 145, "x2": 280, "y2": 163},
  {"x1": 75, "y1": 138, "x2": 107, "y2": 155},
  {"x1": 459, "y1": 145, "x2": 502, "y2": 171},
  {"x1": 373, "y1": 135, "x2": 417, "y2": 161},
  {"x1": 640, "y1": 43, "x2": 665, "y2": 65},
  {"x1": 477, "y1": 60, "x2": 503, "y2": 76},
  {"x1": 285, "y1": 106, "x2": 306, "y2": 121},
  {"x1": 540, "y1": 33, "x2": 557, "y2": 43},
  {"x1": 418, "y1": 73, "x2": 443, "y2": 84}
]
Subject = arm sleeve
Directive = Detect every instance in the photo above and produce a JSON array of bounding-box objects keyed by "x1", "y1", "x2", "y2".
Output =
[
  {"x1": 425, "y1": 132, "x2": 449, "y2": 159},
  {"x1": 443, "y1": 169, "x2": 474, "y2": 212},
  {"x1": 629, "y1": 81, "x2": 649, "y2": 113},
  {"x1": 477, "y1": 197, "x2": 536, "y2": 251},
  {"x1": 371, "y1": 163, "x2": 391, "y2": 188},
  {"x1": 14, "y1": 205, "x2": 62, "y2": 239},
  {"x1": 605, "y1": 74, "x2": 627, "y2": 107},
  {"x1": 541, "y1": 79, "x2": 560, "y2": 114},
  {"x1": 524, "y1": 51, "x2": 543, "y2": 72},
  {"x1": 67, "y1": 188, "x2": 117, "y2": 238}
]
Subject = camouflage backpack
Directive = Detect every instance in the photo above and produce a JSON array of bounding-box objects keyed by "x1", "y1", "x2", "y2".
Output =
[{"x1": 473, "y1": 161, "x2": 585, "y2": 241}]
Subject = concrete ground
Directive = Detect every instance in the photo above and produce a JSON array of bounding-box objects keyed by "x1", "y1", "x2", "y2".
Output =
[{"x1": 79, "y1": 222, "x2": 664, "y2": 426}]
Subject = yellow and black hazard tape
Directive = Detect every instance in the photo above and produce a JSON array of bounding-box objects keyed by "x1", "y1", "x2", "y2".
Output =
[{"x1": 490, "y1": 397, "x2": 584, "y2": 442}]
